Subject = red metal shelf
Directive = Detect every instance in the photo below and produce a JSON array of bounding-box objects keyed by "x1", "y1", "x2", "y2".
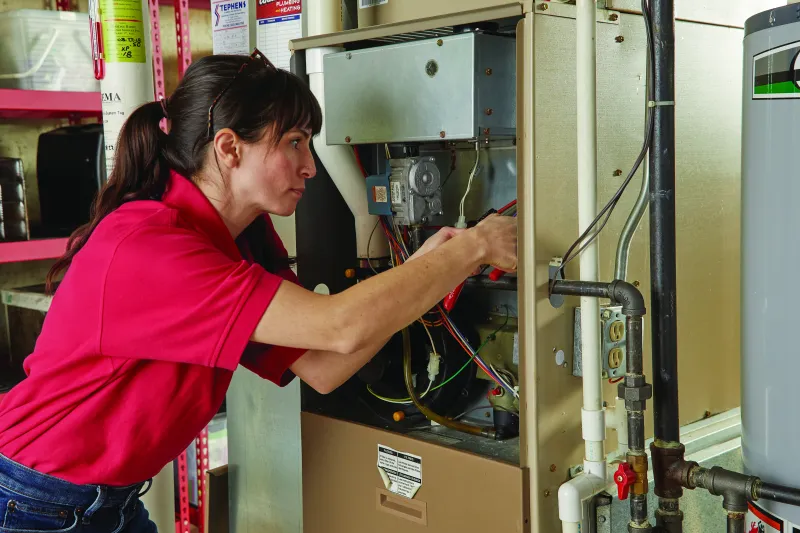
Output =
[
  {"x1": 0, "y1": 239, "x2": 68, "y2": 264},
  {"x1": 159, "y1": 0, "x2": 209, "y2": 9},
  {"x1": 0, "y1": 89, "x2": 102, "y2": 120}
]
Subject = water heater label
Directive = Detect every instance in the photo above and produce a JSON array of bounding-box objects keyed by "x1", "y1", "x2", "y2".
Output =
[
  {"x1": 377, "y1": 444, "x2": 422, "y2": 499},
  {"x1": 753, "y1": 40, "x2": 800, "y2": 100},
  {"x1": 748, "y1": 501, "x2": 785, "y2": 533}
]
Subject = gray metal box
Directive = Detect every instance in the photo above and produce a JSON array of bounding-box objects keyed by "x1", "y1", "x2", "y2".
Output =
[{"x1": 322, "y1": 32, "x2": 516, "y2": 144}]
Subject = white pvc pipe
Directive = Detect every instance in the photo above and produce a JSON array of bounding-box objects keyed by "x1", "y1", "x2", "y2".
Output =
[
  {"x1": 307, "y1": 48, "x2": 388, "y2": 259},
  {"x1": 577, "y1": 0, "x2": 605, "y2": 475}
]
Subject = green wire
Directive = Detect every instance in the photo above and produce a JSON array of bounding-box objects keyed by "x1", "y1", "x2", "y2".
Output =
[{"x1": 367, "y1": 310, "x2": 511, "y2": 403}]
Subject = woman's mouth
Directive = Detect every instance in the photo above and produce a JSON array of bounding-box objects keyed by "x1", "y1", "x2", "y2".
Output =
[{"x1": 290, "y1": 188, "x2": 304, "y2": 198}]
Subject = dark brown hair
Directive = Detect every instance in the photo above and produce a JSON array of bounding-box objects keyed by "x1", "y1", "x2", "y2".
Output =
[{"x1": 46, "y1": 54, "x2": 322, "y2": 291}]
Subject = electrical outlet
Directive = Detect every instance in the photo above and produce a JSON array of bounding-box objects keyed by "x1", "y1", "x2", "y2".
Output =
[
  {"x1": 609, "y1": 321, "x2": 625, "y2": 342},
  {"x1": 608, "y1": 348, "x2": 623, "y2": 369},
  {"x1": 573, "y1": 305, "x2": 627, "y2": 379}
]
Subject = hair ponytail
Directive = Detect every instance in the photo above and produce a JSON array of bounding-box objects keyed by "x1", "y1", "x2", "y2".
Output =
[
  {"x1": 46, "y1": 100, "x2": 168, "y2": 291},
  {"x1": 46, "y1": 53, "x2": 322, "y2": 292}
]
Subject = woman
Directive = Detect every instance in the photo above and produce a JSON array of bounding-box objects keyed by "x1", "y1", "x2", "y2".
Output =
[{"x1": 0, "y1": 51, "x2": 516, "y2": 532}]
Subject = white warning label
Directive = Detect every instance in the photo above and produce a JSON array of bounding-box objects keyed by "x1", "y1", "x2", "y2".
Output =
[
  {"x1": 377, "y1": 444, "x2": 422, "y2": 499},
  {"x1": 748, "y1": 501, "x2": 785, "y2": 533}
]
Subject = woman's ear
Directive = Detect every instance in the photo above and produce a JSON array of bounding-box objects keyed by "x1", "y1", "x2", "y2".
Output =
[{"x1": 213, "y1": 128, "x2": 242, "y2": 169}]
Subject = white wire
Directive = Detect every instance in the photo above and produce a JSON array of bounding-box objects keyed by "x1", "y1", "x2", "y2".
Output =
[
  {"x1": 458, "y1": 142, "x2": 481, "y2": 222},
  {"x1": 489, "y1": 363, "x2": 519, "y2": 399},
  {"x1": 421, "y1": 321, "x2": 436, "y2": 355}
]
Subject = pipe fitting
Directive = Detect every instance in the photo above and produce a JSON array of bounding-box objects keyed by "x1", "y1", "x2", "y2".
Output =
[
  {"x1": 610, "y1": 280, "x2": 647, "y2": 316},
  {"x1": 558, "y1": 473, "x2": 607, "y2": 523},
  {"x1": 651, "y1": 442, "x2": 688, "y2": 499},
  {"x1": 628, "y1": 453, "x2": 649, "y2": 497}
]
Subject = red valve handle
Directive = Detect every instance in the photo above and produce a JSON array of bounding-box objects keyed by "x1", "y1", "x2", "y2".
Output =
[{"x1": 614, "y1": 463, "x2": 636, "y2": 500}]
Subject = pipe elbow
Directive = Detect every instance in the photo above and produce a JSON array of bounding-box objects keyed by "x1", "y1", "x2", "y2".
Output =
[
  {"x1": 558, "y1": 473, "x2": 606, "y2": 523},
  {"x1": 610, "y1": 280, "x2": 646, "y2": 316}
]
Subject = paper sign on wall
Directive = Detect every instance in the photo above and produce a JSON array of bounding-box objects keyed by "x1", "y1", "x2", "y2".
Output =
[
  {"x1": 377, "y1": 444, "x2": 422, "y2": 499},
  {"x1": 211, "y1": 0, "x2": 251, "y2": 55},
  {"x1": 256, "y1": 0, "x2": 302, "y2": 70}
]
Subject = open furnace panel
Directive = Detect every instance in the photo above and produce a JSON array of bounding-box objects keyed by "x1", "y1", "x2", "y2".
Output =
[{"x1": 295, "y1": 19, "x2": 522, "y2": 463}]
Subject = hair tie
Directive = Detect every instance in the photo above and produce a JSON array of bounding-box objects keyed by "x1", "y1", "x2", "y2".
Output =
[{"x1": 159, "y1": 98, "x2": 169, "y2": 119}]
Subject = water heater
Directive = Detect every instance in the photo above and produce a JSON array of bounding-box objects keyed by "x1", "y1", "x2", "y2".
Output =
[{"x1": 742, "y1": 3, "x2": 800, "y2": 528}]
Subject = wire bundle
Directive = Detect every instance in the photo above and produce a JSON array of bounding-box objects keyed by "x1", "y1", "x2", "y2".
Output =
[{"x1": 377, "y1": 216, "x2": 518, "y2": 398}]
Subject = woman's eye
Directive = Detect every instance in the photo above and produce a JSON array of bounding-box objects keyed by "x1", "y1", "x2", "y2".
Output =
[{"x1": 291, "y1": 139, "x2": 301, "y2": 149}]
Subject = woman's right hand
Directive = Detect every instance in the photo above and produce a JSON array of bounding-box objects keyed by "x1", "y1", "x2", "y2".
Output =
[{"x1": 471, "y1": 214, "x2": 518, "y2": 272}]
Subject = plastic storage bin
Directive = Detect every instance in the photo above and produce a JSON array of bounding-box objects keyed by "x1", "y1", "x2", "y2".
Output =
[{"x1": 0, "y1": 9, "x2": 98, "y2": 92}]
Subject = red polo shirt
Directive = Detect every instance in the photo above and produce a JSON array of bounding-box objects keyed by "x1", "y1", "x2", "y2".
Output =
[{"x1": 0, "y1": 171, "x2": 306, "y2": 486}]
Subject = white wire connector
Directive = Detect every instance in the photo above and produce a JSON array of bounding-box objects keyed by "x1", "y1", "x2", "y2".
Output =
[
  {"x1": 456, "y1": 142, "x2": 481, "y2": 228},
  {"x1": 427, "y1": 352, "x2": 441, "y2": 383}
]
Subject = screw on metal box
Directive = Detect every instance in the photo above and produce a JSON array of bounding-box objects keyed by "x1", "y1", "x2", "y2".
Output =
[
  {"x1": 346, "y1": 52, "x2": 352, "y2": 59},
  {"x1": 609, "y1": 13, "x2": 619, "y2": 21},
  {"x1": 436, "y1": 39, "x2": 443, "y2": 46},
  {"x1": 485, "y1": 108, "x2": 493, "y2": 116},
  {"x1": 616, "y1": 35, "x2": 625, "y2": 43},
  {"x1": 537, "y1": 2, "x2": 548, "y2": 10},
  {"x1": 485, "y1": 68, "x2": 493, "y2": 76},
  {"x1": 345, "y1": 136, "x2": 351, "y2": 143},
  {"x1": 439, "y1": 131, "x2": 446, "y2": 138},
  {"x1": 613, "y1": 169, "x2": 623, "y2": 177}
]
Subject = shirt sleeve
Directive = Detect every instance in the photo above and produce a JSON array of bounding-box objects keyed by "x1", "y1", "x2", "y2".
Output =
[
  {"x1": 100, "y1": 225, "x2": 283, "y2": 371},
  {"x1": 238, "y1": 217, "x2": 307, "y2": 386}
]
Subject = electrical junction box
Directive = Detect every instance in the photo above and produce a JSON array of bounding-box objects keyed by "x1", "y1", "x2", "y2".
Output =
[
  {"x1": 573, "y1": 305, "x2": 627, "y2": 379},
  {"x1": 322, "y1": 32, "x2": 516, "y2": 144}
]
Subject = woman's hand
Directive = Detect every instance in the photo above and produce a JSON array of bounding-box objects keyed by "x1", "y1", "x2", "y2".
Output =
[
  {"x1": 471, "y1": 214, "x2": 518, "y2": 272},
  {"x1": 406, "y1": 227, "x2": 464, "y2": 262}
]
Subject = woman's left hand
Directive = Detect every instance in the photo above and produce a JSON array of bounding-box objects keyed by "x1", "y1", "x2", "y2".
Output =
[{"x1": 406, "y1": 227, "x2": 464, "y2": 262}]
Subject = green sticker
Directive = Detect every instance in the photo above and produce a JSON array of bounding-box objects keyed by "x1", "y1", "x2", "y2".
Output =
[{"x1": 100, "y1": 0, "x2": 146, "y2": 63}]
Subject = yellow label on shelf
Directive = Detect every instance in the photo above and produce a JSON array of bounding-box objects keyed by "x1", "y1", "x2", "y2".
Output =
[{"x1": 99, "y1": 0, "x2": 146, "y2": 63}]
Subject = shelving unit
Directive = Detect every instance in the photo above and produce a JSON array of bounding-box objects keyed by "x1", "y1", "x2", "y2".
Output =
[
  {"x1": 0, "y1": 238, "x2": 68, "y2": 264},
  {"x1": 0, "y1": 89, "x2": 101, "y2": 120}
]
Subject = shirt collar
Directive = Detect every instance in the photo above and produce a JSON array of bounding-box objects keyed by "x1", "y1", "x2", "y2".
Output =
[{"x1": 161, "y1": 170, "x2": 243, "y2": 261}]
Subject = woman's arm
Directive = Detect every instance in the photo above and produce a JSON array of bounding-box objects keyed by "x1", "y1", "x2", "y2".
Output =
[
  {"x1": 289, "y1": 337, "x2": 391, "y2": 394},
  {"x1": 250, "y1": 215, "x2": 516, "y2": 355}
]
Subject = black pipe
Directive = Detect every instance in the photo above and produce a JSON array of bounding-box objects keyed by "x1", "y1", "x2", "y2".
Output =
[
  {"x1": 648, "y1": 0, "x2": 681, "y2": 526},
  {"x1": 727, "y1": 513, "x2": 745, "y2": 533},
  {"x1": 649, "y1": 0, "x2": 679, "y2": 445},
  {"x1": 757, "y1": 481, "x2": 800, "y2": 507},
  {"x1": 629, "y1": 494, "x2": 649, "y2": 531},
  {"x1": 552, "y1": 279, "x2": 653, "y2": 530}
]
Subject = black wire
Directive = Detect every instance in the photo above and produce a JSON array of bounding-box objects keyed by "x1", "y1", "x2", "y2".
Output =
[
  {"x1": 554, "y1": 0, "x2": 656, "y2": 284},
  {"x1": 366, "y1": 219, "x2": 380, "y2": 275}
]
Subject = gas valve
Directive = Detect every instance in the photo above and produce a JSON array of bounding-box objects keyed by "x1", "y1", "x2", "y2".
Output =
[{"x1": 614, "y1": 462, "x2": 636, "y2": 500}]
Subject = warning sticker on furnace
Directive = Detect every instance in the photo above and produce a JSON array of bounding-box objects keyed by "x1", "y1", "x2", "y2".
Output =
[
  {"x1": 377, "y1": 444, "x2": 422, "y2": 499},
  {"x1": 748, "y1": 501, "x2": 785, "y2": 533}
]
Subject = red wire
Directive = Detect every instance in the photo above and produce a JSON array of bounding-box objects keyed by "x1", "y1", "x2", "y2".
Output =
[
  {"x1": 353, "y1": 147, "x2": 367, "y2": 178},
  {"x1": 609, "y1": 377, "x2": 624, "y2": 384},
  {"x1": 497, "y1": 199, "x2": 517, "y2": 214}
]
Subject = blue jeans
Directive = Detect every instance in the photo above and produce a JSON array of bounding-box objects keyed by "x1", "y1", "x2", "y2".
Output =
[{"x1": 0, "y1": 454, "x2": 156, "y2": 533}]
